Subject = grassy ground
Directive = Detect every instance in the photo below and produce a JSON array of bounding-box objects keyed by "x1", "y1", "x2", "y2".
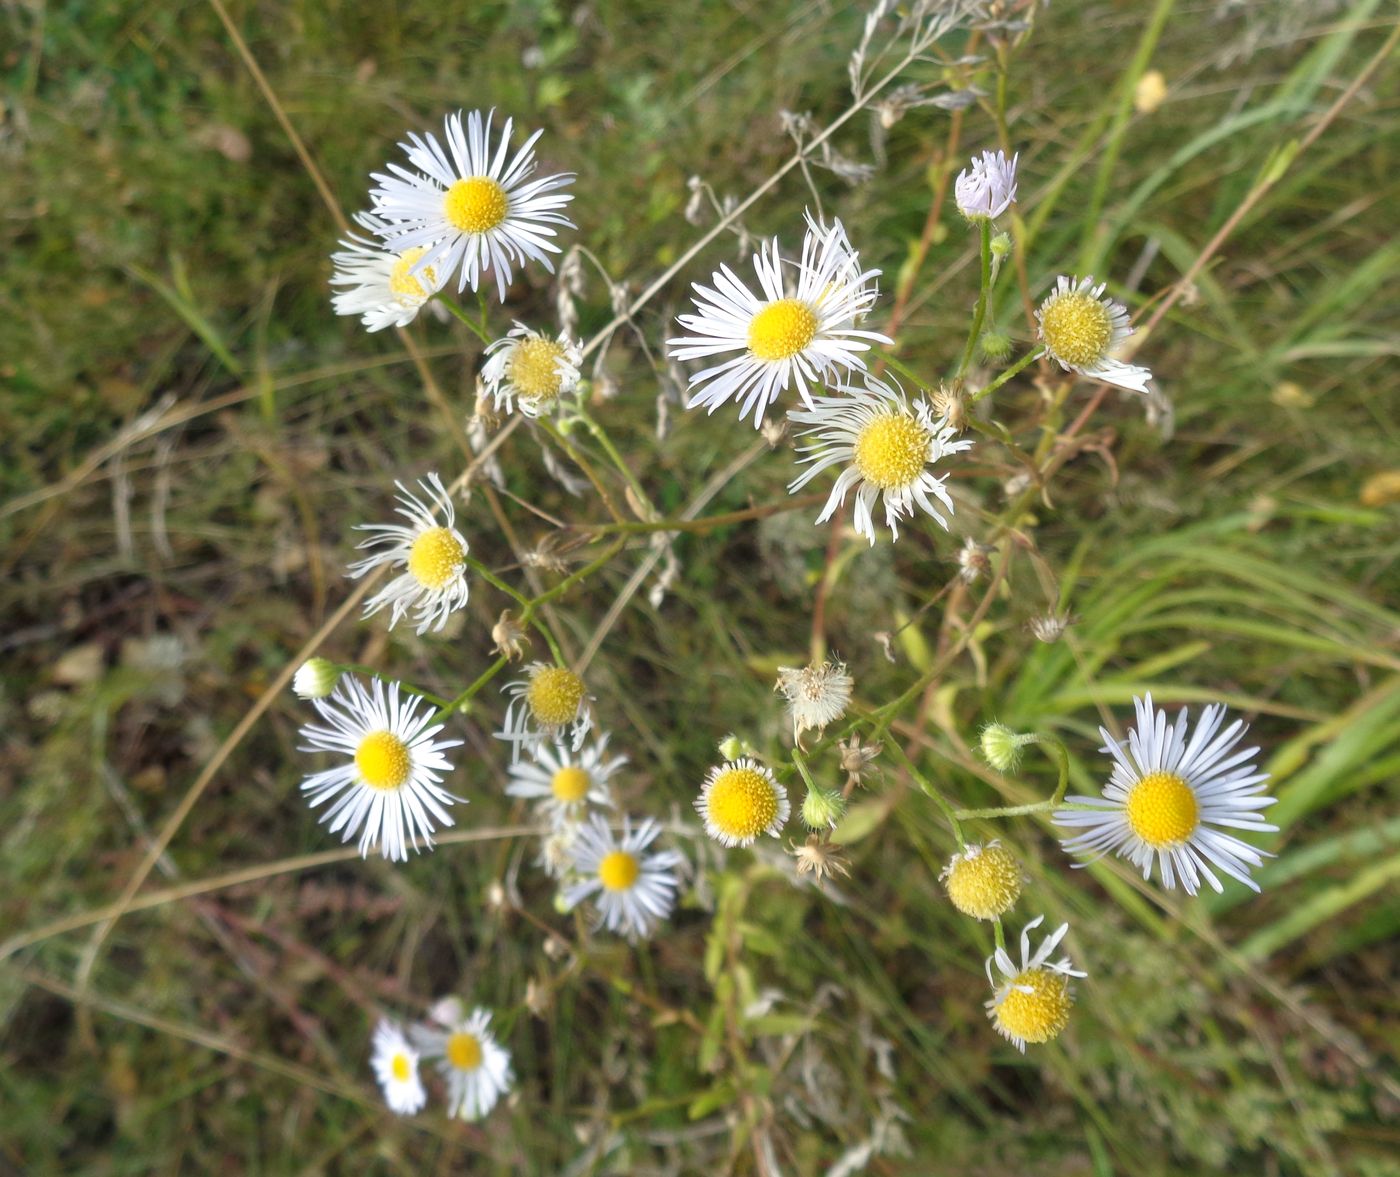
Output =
[{"x1": 3, "y1": 0, "x2": 1399, "y2": 1172}]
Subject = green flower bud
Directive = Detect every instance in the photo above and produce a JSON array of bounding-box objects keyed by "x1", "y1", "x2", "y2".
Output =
[
  {"x1": 980, "y1": 331, "x2": 1013, "y2": 362},
  {"x1": 801, "y1": 785, "x2": 847, "y2": 831},
  {"x1": 980, "y1": 723, "x2": 1032, "y2": 773},
  {"x1": 292, "y1": 657, "x2": 340, "y2": 700}
]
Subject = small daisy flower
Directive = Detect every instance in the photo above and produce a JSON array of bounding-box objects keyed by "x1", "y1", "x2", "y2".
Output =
[
  {"x1": 497, "y1": 662, "x2": 593, "y2": 763},
  {"x1": 506, "y1": 734, "x2": 624, "y2": 826},
  {"x1": 668, "y1": 213, "x2": 890, "y2": 427},
  {"x1": 788, "y1": 375, "x2": 974, "y2": 545},
  {"x1": 954, "y1": 149, "x2": 1018, "y2": 220},
  {"x1": 1053, "y1": 693, "x2": 1277, "y2": 895},
  {"x1": 346, "y1": 473, "x2": 471, "y2": 635},
  {"x1": 330, "y1": 211, "x2": 446, "y2": 332},
  {"x1": 561, "y1": 814, "x2": 684, "y2": 940},
  {"x1": 370, "y1": 109, "x2": 575, "y2": 301},
  {"x1": 298, "y1": 677, "x2": 463, "y2": 861},
  {"x1": 985, "y1": 916, "x2": 1087, "y2": 1052},
  {"x1": 774, "y1": 659, "x2": 854, "y2": 743},
  {"x1": 940, "y1": 840, "x2": 1024, "y2": 921},
  {"x1": 371, "y1": 1020, "x2": 427, "y2": 1115},
  {"x1": 1035, "y1": 275, "x2": 1151, "y2": 393},
  {"x1": 696, "y1": 757, "x2": 790, "y2": 848},
  {"x1": 414, "y1": 1005, "x2": 513, "y2": 1121},
  {"x1": 291, "y1": 657, "x2": 340, "y2": 701},
  {"x1": 481, "y1": 322, "x2": 582, "y2": 418}
]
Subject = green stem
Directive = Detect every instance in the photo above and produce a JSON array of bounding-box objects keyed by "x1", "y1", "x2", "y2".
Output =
[
  {"x1": 886, "y1": 739, "x2": 964, "y2": 846},
  {"x1": 956, "y1": 218, "x2": 993, "y2": 379},
  {"x1": 434, "y1": 294, "x2": 493, "y2": 345},
  {"x1": 993, "y1": 918, "x2": 1006, "y2": 952},
  {"x1": 575, "y1": 405, "x2": 652, "y2": 514},
  {"x1": 969, "y1": 346, "x2": 1042, "y2": 404},
  {"x1": 462, "y1": 554, "x2": 529, "y2": 607},
  {"x1": 955, "y1": 734, "x2": 1070, "y2": 819}
]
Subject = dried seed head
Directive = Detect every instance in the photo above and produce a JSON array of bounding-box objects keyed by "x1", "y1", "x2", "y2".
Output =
[
  {"x1": 491, "y1": 610, "x2": 531, "y2": 661},
  {"x1": 791, "y1": 835, "x2": 851, "y2": 883},
  {"x1": 1028, "y1": 611, "x2": 1074, "y2": 644},
  {"x1": 837, "y1": 735, "x2": 882, "y2": 789},
  {"x1": 957, "y1": 538, "x2": 993, "y2": 584},
  {"x1": 928, "y1": 383, "x2": 966, "y2": 431},
  {"x1": 775, "y1": 660, "x2": 854, "y2": 743}
]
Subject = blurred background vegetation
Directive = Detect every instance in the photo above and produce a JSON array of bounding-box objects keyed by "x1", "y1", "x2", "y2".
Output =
[{"x1": 2, "y1": 0, "x2": 1398, "y2": 1172}]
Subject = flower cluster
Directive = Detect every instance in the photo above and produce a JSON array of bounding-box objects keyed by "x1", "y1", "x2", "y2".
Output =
[{"x1": 371, "y1": 999, "x2": 513, "y2": 1121}]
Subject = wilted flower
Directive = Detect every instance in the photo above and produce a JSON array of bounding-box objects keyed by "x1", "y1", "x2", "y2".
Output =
[
  {"x1": 775, "y1": 659, "x2": 854, "y2": 743},
  {"x1": 985, "y1": 917, "x2": 1086, "y2": 1052},
  {"x1": 481, "y1": 322, "x2": 582, "y2": 417},
  {"x1": 941, "y1": 841, "x2": 1024, "y2": 921},
  {"x1": 1036, "y1": 275, "x2": 1151, "y2": 394}
]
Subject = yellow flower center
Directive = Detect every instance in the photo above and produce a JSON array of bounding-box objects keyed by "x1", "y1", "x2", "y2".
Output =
[
  {"x1": 853, "y1": 413, "x2": 931, "y2": 490},
  {"x1": 445, "y1": 1032, "x2": 482, "y2": 1071},
  {"x1": 747, "y1": 298, "x2": 818, "y2": 362},
  {"x1": 550, "y1": 765, "x2": 591, "y2": 803},
  {"x1": 706, "y1": 766, "x2": 780, "y2": 841},
  {"x1": 526, "y1": 667, "x2": 585, "y2": 727},
  {"x1": 407, "y1": 526, "x2": 465, "y2": 591},
  {"x1": 995, "y1": 969, "x2": 1073, "y2": 1046},
  {"x1": 1039, "y1": 291, "x2": 1112, "y2": 367},
  {"x1": 944, "y1": 844, "x2": 1022, "y2": 921},
  {"x1": 388, "y1": 246, "x2": 436, "y2": 299},
  {"x1": 391, "y1": 1052, "x2": 411, "y2": 1083},
  {"x1": 1125, "y1": 771, "x2": 1200, "y2": 847},
  {"x1": 507, "y1": 337, "x2": 568, "y2": 401},
  {"x1": 355, "y1": 730, "x2": 411, "y2": 791},
  {"x1": 443, "y1": 176, "x2": 509, "y2": 233},
  {"x1": 598, "y1": 849, "x2": 640, "y2": 891}
]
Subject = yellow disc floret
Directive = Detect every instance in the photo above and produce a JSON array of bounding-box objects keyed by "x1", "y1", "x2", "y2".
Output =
[
  {"x1": 944, "y1": 843, "x2": 1023, "y2": 921},
  {"x1": 598, "y1": 849, "x2": 640, "y2": 891},
  {"x1": 853, "y1": 413, "x2": 931, "y2": 490},
  {"x1": 444, "y1": 176, "x2": 509, "y2": 234},
  {"x1": 389, "y1": 246, "x2": 436, "y2": 300},
  {"x1": 747, "y1": 298, "x2": 819, "y2": 362},
  {"x1": 445, "y1": 1031, "x2": 482, "y2": 1071},
  {"x1": 526, "y1": 667, "x2": 585, "y2": 727},
  {"x1": 355, "y1": 731, "x2": 411, "y2": 791},
  {"x1": 993, "y1": 968, "x2": 1074, "y2": 1046},
  {"x1": 1125, "y1": 770, "x2": 1200, "y2": 847},
  {"x1": 1039, "y1": 291, "x2": 1112, "y2": 368},
  {"x1": 551, "y1": 765, "x2": 591, "y2": 803},
  {"x1": 506, "y1": 337, "x2": 568, "y2": 402},
  {"x1": 407, "y1": 526, "x2": 466, "y2": 591},
  {"x1": 391, "y1": 1053, "x2": 411, "y2": 1082},
  {"x1": 706, "y1": 766, "x2": 780, "y2": 841}
]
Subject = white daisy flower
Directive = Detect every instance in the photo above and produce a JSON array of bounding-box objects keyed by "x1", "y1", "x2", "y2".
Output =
[
  {"x1": 774, "y1": 660, "x2": 854, "y2": 743},
  {"x1": 1053, "y1": 693, "x2": 1277, "y2": 895},
  {"x1": 984, "y1": 916, "x2": 1087, "y2": 1052},
  {"x1": 696, "y1": 757, "x2": 790, "y2": 848},
  {"x1": 954, "y1": 149, "x2": 1018, "y2": 220},
  {"x1": 481, "y1": 322, "x2": 582, "y2": 418},
  {"x1": 347, "y1": 473, "x2": 471, "y2": 635},
  {"x1": 561, "y1": 814, "x2": 684, "y2": 940},
  {"x1": 1035, "y1": 274, "x2": 1152, "y2": 393},
  {"x1": 370, "y1": 109, "x2": 575, "y2": 301},
  {"x1": 370, "y1": 1020, "x2": 427, "y2": 1115},
  {"x1": 507, "y1": 734, "x2": 623, "y2": 827},
  {"x1": 298, "y1": 676, "x2": 463, "y2": 861},
  {"x1": 496, "y1": 662, "x2": 593, "y2": 764},
  {"x1": 414, "y1": 1004, "x2": 513, "y2": 1121},
  {"x1": 329, "y1": 211, "x2": 446, "y2": 332},
  {"x1": 787, "y1": 375, "x2": 973, "y2": 545},
  {"x1": 667, "y1": 213, "x2": 890, "y2": 427}
]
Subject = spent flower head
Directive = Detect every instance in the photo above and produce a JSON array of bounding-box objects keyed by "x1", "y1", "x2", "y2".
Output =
[
  {"x1": 941, "y1": 840, "x2": 1024, "y2": 920},
  {"x1": 985, "y1": 916, "x2": 1087, "y2": 1052},
  {"x1": 838, "y1": 735, "x2": 882, "y2": 789},
  {"x1": 481, "y1": 322, "x2": 582, "y2": 418},
  {"x1": 1036, "y1": 275, "x2": 1151, "y2": 394},
  {"x1": 775, "y1": 659, "x2": 854, "y2": 743},
  {"x1": 791, "y1": 835, "x2": 851, "y2": 883},
  {"x1": 496, "y1": 662, "x2": 593, "y2": 763}
]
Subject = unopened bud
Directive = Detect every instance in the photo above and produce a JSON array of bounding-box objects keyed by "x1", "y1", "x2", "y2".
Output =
[
  {"x1": 718, "y1": 733, "x2": 756, "y2": 761},
  {"x1": 801, "y1": 785, "x2": 847, "y2": 831},
  {"x1": 990, "y1": 231, "x2": 1012, "y2": 258},
  {"x1": 980, "y1": 723, "x2": 1032, "y2": 773},
  {"x1": 980, "y1": 331, "x2": 1013, "y2": 362},
  {"x1": 291, "y1": 657, "x2": 340, "y2": 700}
]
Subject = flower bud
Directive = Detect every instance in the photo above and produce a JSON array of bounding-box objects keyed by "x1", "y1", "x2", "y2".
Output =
[
  {"x1": 980, "y1": 331, "x2": 1013, "y2": 362},
  {"x1": 291, "y1": 657, "x2": 340, "y2": 700},
  {"x1": 980, "y1": 723, "x2": 1031, "y2": 773},
  {"x1": 801, "y1": 785, "x2": 847, "y2": 831},
  {"x1": 990, "y1": 231, "x2": 1013, "y2": 258}
]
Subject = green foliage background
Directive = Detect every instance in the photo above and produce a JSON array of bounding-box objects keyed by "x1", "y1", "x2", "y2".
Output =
[{"x1": 2, "y1": 1, "x2": 1398, "y2": 1173}]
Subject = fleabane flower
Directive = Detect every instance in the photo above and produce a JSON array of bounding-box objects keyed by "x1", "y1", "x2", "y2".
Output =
[
  {"x1": 941, "y1": 840, "x2": 1024, "y2": 921},
  {"x1": 330, "y1": 211, "x2": 446, "y2": 332},
  {"x1": 414, "y1": 1003, "x2": 513, "y2": 1121},
  {"x1": 788, "y1": 375, "x2": 973, "y2": 544},
  {"x1": 668, "y1": 213, "x2": 890, "y2": 427},
  {"x1": 955, "y1": 149, "x2": 1018, "y2": 220},
  {"x1": 775, "y1": 659, "x2": 854, "y2": 743},
  {"x1": 298, "y1": 677, "x2": 462, "y2": 861},
  {"x1": 696, "y1": 757, "x2": 790, "y2": 847},
  {"x1": 347, "y1": 473, "x2": 470, "y2": 634},
  {"x1": 370, "y1": 109, "x2": 575, "y2": 301},
  {"x1": 506, "y1": 734, "x2": 624, "y2": 827},
  {"x1": 481, "y1": 322, "x2": 582, "y2": 417},
  {"x1": 497, "y1": 662, "x2": 593, "y2": 763},
  {"x1": 985, "y1": 916, "x2": 1086, "y2": 1052},
  {"x1": 561, "y1": 814, "x2": 684, "y2": 940},
  {"x1": 371, "y1": 1020, "x2": 427, "y2": 1115},
  {"x1": 1036, "y1": 275, "x2": 1151, "y2": 393},
  {"x1": 292, "y1": 657, "x2": 340, "y2": 701},
  {"x1": 1053, "y1": 693, "x2": 1277, "y2": 895}
]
